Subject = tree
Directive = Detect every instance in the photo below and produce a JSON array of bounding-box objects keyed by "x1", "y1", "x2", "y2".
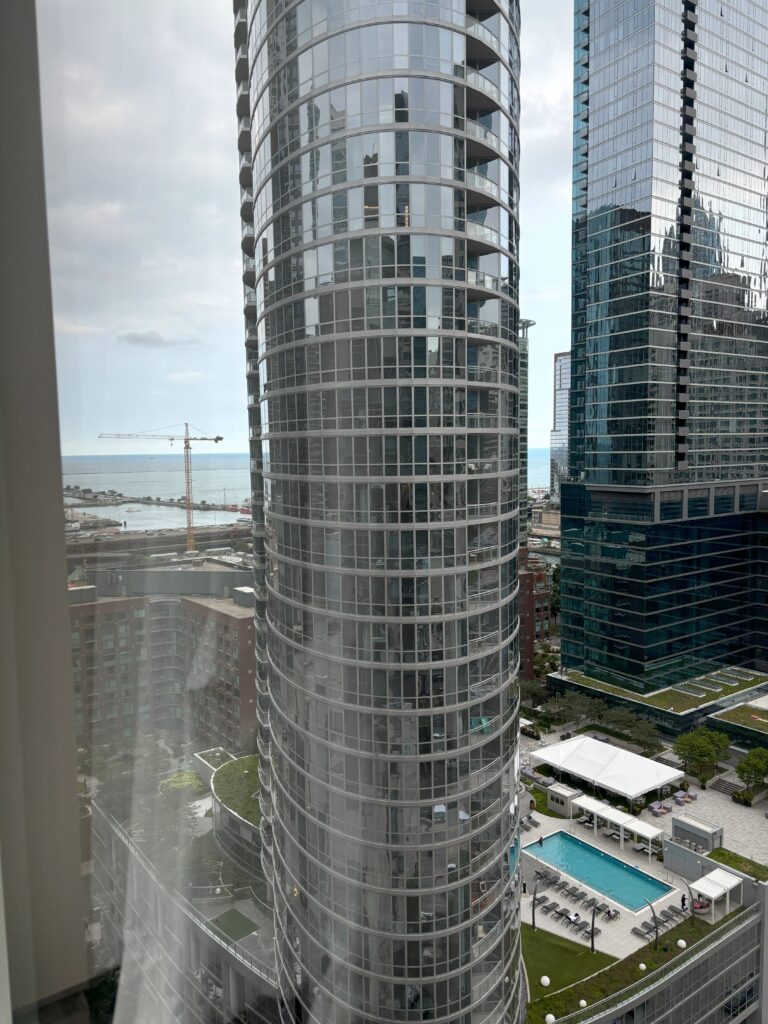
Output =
[
  {"x1": 673, "y1": 727, "x2": 730, "y2": 782},
  {"x1": 520, "y1": 677, "x2": 547, "y2": 707},
  {"x1": 631, "y1": 719, "x2": 663, "y2": 755},
  {"x1": 550, "y1": 565, "x2": 561, "y2": 619},
  {"x1": 736, "y1": 747, "x2": 768, "y2": 792}
]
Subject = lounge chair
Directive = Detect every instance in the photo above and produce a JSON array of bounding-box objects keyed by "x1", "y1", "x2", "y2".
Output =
[
  {"x1": 572, "y1": 889, "x2": 587, "y2": 902},
  {"x1": 631, "y1": 927, "x2": 650, "y2": 941},
  {"x1": 632, "y1": 842, "x2": 648, "y2": 854},
  {"x1": 595, "y1": 902, "x2": 609, "y2": 916},
  {"x1": 565, "y1": 886, "x2": 579, "y2": 899},
  {"x1": 532, "y1": 894, "x2": 548, "y2": 906},
  {"x1": 605, "y1": 908, "x2": 621, "y2": 921},
  {"x1": 582, "y1": 897, "x2": 597, "y2": 911},
  {"x1": 541, "y1": 901, "x2": 558, "y2": 915},
  {"x1": 640, "y1": 921, "x2": 656, "y2": 936},
  {"x1": 658, "y1": 909, "x2": 676, "y2": 927},
  {"x1": 552, "y1": 879, "x2": 568, "y2": 892},
  {"x1": 572, "y1": 920, "x2": 588, "y2": 936},
  {"x1": 552, "y1": 908, "x2": 568, "y2": 921},
  {"x1": 667, "y1": 906, "x2": 685, "y2": 920},
  {"x1": 591, "y1": 927, "x2": 602, "y2": 940}
]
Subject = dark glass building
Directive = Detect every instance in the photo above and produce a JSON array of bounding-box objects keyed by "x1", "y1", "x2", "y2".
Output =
[
  {"x1": 234, "y1": 1, "x2": 524, "y2": 1021},
  {"x1": 562, "y1": 0, "x2": 768, "y2": 691}
]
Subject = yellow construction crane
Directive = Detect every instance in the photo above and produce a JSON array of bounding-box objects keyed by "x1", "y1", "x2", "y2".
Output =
[{"x1": 99, "y1": 422, "x2": 223, "y2": 552}]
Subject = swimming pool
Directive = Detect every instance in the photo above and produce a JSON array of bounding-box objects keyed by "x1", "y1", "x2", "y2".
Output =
[{"x1": 527, "y1": 831, "x2": 672, "y2": 911}]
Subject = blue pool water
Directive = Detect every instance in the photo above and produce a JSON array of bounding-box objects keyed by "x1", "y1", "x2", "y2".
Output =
[{"x1": 527, "y1": 831, "x2": 672, "y2": 911}]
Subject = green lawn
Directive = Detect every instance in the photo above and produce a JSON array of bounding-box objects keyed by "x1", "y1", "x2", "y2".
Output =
[
  {"x1": 530, "y1": 913, "x2": 739, "y2": 1022},
  {"x1": 211, "y1": 907, "x2": 258, "y2": 941},
  {"x1": 713, "y1": 704, "x2": 768, "y2": 734},
  {"x1": 522, "y1": 923, "x2": 615, "y2": 1002},
  {"x1": 560, "y1": 669, "x2": 767, "y2": 714},
  {"x1": 529, "y1": 785, "x2": 563, "y2": 818},
  {"x1": 708, "y1": 847, "x2": 768, "y2": 881},
  {"x1": 212, "y1": 755, "x2": 260, "y2": 824}
]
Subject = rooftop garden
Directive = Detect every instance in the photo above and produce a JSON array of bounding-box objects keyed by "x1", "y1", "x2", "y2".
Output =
[
  {"x1": 522, "y1": 924, "x2": 615, "y2": 1002},
  {"x1": 560, "y1": 669, "x2": 767, "y2": 714},
  {"x1": 708, "y1": 847, "x2": 768, "y2": 882},
  {"x1": 210, "y1": 907, "x2": 259, "y2": 941},
  {"x1": 713, "y1": 703, "x2": 768, "y2": 734},
  {"x1": 212, "y1": 755, "x2": 260, "y2": 825},
  {"x1": 528, "y1": 910, "x2": 746, "y2": 1023}
]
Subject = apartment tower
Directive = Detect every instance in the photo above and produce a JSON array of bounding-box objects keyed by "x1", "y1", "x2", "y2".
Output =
[
  {"x1": 233, "y1": 2, "x2": 524, "y2": 1022},
  {"x1": 562, "y1": 0, "x2": 768, "y2": 692},
  {"x1": 549, "y1": 351, "x2": 570, "y2": 504}
]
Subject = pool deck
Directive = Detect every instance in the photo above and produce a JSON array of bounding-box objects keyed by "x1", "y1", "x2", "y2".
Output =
[{"x1": 519, "y1": 814, "x2": 728, "y2": 960}]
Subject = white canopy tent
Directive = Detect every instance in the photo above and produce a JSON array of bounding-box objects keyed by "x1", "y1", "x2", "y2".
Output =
[
  {"x1": 571, "y1": 795, "x2": 663, "y2": 861},
  {"x1": 531, "y1": 736, "x2": 684, "y2": 801},
  {"x1": 693, "y1": 868, "x2": 743, "y2": 923}
]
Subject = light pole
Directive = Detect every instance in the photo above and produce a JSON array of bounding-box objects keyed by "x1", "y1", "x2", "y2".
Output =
[
  {"x1": 531, "y1": 878, "x2": 540, "y2": 931},
  {"x1": 644, "y1": 898, "x2": 660, "y2": 950}
]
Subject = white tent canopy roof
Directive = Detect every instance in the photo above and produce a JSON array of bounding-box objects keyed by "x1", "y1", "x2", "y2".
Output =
[
  {"x1": 572, "y1": 795, "x2": 662, "y2": 841},
  {"x1": 532, "y1": 736, "x2": 684, "y2": 800},
  {"x1": 695, "y1": 868, "x2": 743, "y2": 901}
]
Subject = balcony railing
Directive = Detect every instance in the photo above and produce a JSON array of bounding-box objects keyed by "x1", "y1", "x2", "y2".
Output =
[
  {"x1": 466, "y1": 15, "x2": 500, "y2": 54},
  {"x1": 466, "y1": 68, "x2": 501, "y2": 104}
]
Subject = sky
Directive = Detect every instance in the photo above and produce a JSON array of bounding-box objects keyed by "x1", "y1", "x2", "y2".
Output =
[{"x1": 37, "y1": 1, "x2": 573, "y2": 455}]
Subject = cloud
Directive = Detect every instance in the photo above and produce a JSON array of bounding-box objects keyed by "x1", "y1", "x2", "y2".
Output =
[
  {"x1": 117, "y1": 329, "x2": 202, "y2": 348},
  {"x1": 166, "y1": 371, "x2": 206, "y2": 382}
]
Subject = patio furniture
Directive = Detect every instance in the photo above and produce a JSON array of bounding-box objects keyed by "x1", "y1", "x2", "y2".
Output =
[
  {"x1": 572, "y1": 890, "x2": 587, "y2": 902},
  {"x1": 632, "y1": 842, "x2": 648, "y2": 854},
  {"x1": 565, "y1": 886, "x2": 579, "y2": 899},
  {"x1": 688, "y1": 790, "x2": 698, "y2": 800},
  {"x1": 632, "y1": 927, "x2": 650, "y2": 941},
  {"x1": 572, "y1": 921, "x2": 589, "y2": 937},
  {"x1": 589, "y1": 926, "x2": 602, "y2": 941},
  {"x1": 662, "y1": 801, "x2": 673, "y2": 812},
  {"x1": 582, "y1": 897, "x2": 597, "y2": 911},
  {"x1": 595, "y1": 902, "x2": 609, "y2": 916},
  {"x1": 553, "y1": 879, "x2": 568, "y2": 892},
  {"x1": 651, "y1": 807, "x2": 661, "y2": 818},
  {"x1": 605, "y1": 907, "x2": 620, "y2": 921},
  {"x1": 640, "y1": 921, "x2": 656, "y2": 936},
  {"x1": 540, "y1": 901, "x2": 559, "y2": 915},
  {"x1": 658, "y1": 909, "x2": 676, "y2": 927},
  {"x1": 666, "y1": 906, "x2": 685, "y2": 920},
  {"x1": 533, "y1": 894, "x2": 548, "y2": 906}
]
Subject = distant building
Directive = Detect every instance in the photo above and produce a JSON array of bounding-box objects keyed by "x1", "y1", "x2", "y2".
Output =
[
  {"x1": 69, "y1": 580, "x2": 257, "y2": 753},
  {"x1": 519, "y1": 319, "x2": 535, "y2": 545},
  {"x1": 518, "y1": 553, "x2": 552, "y2": 679},
  {"x1": 549, "y1": 350, "x2": 570, "y2": 504}
]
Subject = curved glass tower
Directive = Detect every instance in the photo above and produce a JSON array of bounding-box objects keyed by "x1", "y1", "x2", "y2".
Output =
[{"x1": 235, "y1": 2, "x2": 523, "y2": 1021}]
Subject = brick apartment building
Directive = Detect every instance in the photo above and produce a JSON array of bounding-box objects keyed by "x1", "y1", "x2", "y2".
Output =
[
  {"x1": 69, "y1": 581, "x2": 256, "y2": 753},
  {"x1": 518, "y1": 552, "x2": 552, "y2": 679}
]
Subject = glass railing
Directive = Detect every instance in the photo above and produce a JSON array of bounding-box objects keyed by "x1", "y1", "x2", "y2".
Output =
[
  {"x1": 466, "y1": 15, "x2": 500, "y2": 53},
  {"x1": 466, "y1": 167, "x2": 500, "y2": 199},
  {"x1": 466, "y1": 68, "x2": 500, "y2": 104}
]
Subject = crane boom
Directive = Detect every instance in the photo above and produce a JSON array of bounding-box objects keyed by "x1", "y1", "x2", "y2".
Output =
[{"x1": 98, "y1": 422, "x2": 223, "y2": 552}]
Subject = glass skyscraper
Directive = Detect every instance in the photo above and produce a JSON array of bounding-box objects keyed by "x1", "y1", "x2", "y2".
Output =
[
  {"x1": 234, "y1": 2, "x2": 523, "y2": 1022},
  {"x1": 562, "y1": 0, "x2": 768, "y2": 691},
  {"x1": 549, "y1": 351, "x2": 570, "y2": 504}
]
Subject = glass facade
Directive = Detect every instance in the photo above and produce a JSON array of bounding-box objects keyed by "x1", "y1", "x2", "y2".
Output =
[
  {"x1": 549, "y1": 350, "x2": 570, "y2": 503},
  {"x1": 235, "y1": 1, "x2": 523, "y2": 1021},
  {"x1": 562, "y1": 0, "x2": 768, "y2": 690}
]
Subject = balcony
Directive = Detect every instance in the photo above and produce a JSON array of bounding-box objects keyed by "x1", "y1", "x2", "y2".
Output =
[
  {"x1": 233, "y1": 9, "x2": 247, "y2": 46},
  {"x1": 241, "y1": 222, "x2": 255, "y2": 254},
  {"x1": 240, "y1": 186, "x2": 253, "y2": 221},
  {"x1": 242, "y1": 256, "x2": 256, "y2": 287},
  {"x1": 466, "y1": 16, "x2": 499, "y2": 53},
  {"x1": 465, "y1": 118, "x2": 503, "y2": 155},
  {"x1": 238, "y1": 150, "x2": 252, "y2": 186},
  {"x1": 466, "y1": 67, "x2": 500, "y2": 105},
  {"x1": 235, "y1": 45, "x2": 248, "y2": 83},
  {"x1": 465, "y1": 168, "x2": 500, "y2": 200},
  {"x1": 244, "y1": 287, "x2": 258, "y2": 316},
  {"x1": 237, "y1": 116, "x2": 251, "y2": 152},
  {"x1": 236, "y1": 81, "x2": 249, "y2": 118}
]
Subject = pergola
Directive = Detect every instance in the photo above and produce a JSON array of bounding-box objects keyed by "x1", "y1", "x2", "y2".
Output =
[
  {"x1": 531, "y1": 736, "x2": 684, "y2": 801},
  {"x1": 571, "y1": 794, "x2": 663, "y2": 862},
  {"x1": 693, "y1": 867, "x2": 743, "y2": 923}
]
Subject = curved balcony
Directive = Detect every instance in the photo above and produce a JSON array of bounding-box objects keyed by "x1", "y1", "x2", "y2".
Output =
[{"x1": 466, "y1": 67, "x2": 501, "y2": 105}]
